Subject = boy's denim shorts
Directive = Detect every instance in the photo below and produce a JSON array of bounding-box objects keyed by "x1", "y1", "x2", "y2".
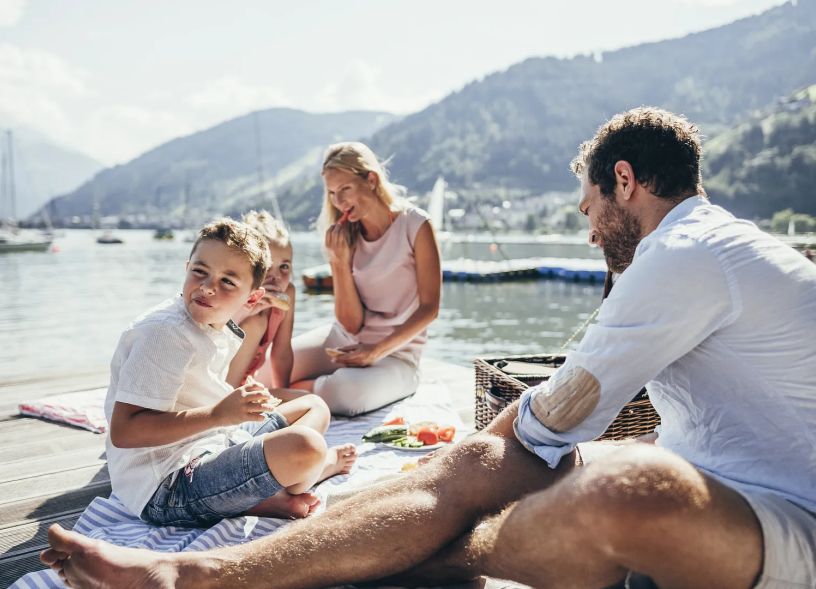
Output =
[{"x1": 141, "y1": 412, "x2": 288, "y2": 527}]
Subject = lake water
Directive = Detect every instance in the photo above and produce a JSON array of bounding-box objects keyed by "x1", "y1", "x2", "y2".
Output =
[{"x1": 0, "y1": 230, "x2": 604, "y2": 382}]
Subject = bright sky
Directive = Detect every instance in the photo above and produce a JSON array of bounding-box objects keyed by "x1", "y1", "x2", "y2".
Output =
[{"x1": 0, "y1": 0, "x2": 789, "y2": 165}]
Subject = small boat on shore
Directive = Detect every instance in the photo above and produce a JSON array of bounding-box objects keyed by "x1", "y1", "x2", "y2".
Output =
[
  {"x1": 0, "y1": 227, "x2": 52, "y2": 253},
  {"x1": 0, "y1": 131, "x2": 53, "y2": 253},
  {"x1": 96, "y1": 231, "x2": 124, "y2": 244}
]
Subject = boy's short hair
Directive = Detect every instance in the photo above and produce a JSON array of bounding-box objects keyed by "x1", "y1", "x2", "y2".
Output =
[
  {"x1": 571, "y1": 107, "x2": 705, "y2": 200},
  {"x1": 190, "y1": 218, "x2": 271, "y2": 289},
  {"x1": 242, "y1": 210, "x2": 290, "y2": 248}
]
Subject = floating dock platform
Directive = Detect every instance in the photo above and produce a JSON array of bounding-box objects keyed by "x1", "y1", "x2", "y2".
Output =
[
  {"x1": 303, "y1": 257, "x2": 607, "y2": 292},
  {"x1": 441, "y1": 256, "x2": 607, "y2": 283}
]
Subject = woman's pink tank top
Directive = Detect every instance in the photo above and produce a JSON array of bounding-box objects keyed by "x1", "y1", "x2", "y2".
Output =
[{"x1": 351, "y1": 207, "x2": 431, "y2": 367}]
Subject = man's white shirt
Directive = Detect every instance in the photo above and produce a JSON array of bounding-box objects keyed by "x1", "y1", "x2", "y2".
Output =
[{"x1": 516, "y1": 196, "x2": 816, "y2": 514}]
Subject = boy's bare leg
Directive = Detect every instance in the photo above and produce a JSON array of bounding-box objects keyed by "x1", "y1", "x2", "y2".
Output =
[
  {"x1": 274, "y1": 393, "x2": 358, "y2": 481},
  {"x1": 41, "y1": 402, "x2": 575, "y2": 589},
  {"x1": 275, "y1": 393, "x2": 330, "y2": 433},
  {"x1": 393, "y1": 444, "x2": 763, "y2": 589},
  {"x1": 245, "y1": 490, "x2": 321, "y2": 519}
]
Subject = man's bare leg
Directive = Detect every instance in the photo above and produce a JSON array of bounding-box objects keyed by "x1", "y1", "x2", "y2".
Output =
[
  {"x1": 396, "y1": 444, "x2": 763, "y2": 589},
  {"x1": 41, "y1": 402, "x2": 578, "y2": 589}
]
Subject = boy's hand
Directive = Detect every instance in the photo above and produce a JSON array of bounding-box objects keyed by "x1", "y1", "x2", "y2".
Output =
[{"x1": 212, "y1": 382, "x2": 279, "y2": 425}]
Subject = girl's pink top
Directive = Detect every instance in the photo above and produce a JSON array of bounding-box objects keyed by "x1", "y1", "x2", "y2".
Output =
[
  {"x1": 245, "y1": 306, "x2": 286, "y2": 379},
  {"x1": 351, "y1": 206, "x2": 431, "y2": 367}
]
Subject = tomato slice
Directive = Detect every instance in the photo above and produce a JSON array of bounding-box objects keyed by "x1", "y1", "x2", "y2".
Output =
[
  {"x1": 383, "y1": 416, "x2": 405, "y2": 426},
  {"x1": 416, "y1": 429, "x2": 439, "y2": 446},
  {"x1": 437, "y1": 425, "x2": 456, "y2": 443}
]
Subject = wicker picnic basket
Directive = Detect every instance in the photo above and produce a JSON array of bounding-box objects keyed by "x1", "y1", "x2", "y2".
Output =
[{"x1": 474, "y1": 353, "x2": 660, "y2": 441}]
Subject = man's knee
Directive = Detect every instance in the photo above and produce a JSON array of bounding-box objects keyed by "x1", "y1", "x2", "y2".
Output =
[
  {"x1": 434, "y1": 435, "x2": 511, "y2": 494},
  {"x1": 576, "y1": 445, "x2": 711, "y2": 537},
  {"x1": 449, "y1": 435, "x2": 506, "y2": 467}
]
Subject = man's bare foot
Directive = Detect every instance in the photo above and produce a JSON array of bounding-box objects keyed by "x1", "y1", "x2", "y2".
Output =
[
  {"x1": 319, "y1": 443, "x2": 357, "y2": 481},
  {"x1": 246, "y1": 489, "x2": 320, "y2": 519},
  {"x1": 40, "y1": 524, "x2": 195, "y2": 589}
]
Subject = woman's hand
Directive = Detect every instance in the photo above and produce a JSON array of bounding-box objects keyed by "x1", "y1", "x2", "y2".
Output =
[
  {"x1": 333, "y1": 343, "x2": 382, "y2": 367},
  {"x1": 325, "y1": 222, "x2": 353, "y2": 266}
]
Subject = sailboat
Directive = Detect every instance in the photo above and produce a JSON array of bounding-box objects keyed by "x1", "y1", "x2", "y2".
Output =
[{"x1": 0, "y1": 130, "x2": 53, "y2": 253}]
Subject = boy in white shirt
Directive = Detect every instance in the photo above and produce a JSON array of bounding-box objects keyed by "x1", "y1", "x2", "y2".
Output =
[{"x1": 104, "y1": 218, "x2": 356, "y2": 526}]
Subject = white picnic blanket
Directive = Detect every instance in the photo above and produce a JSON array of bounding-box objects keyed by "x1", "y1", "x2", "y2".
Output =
[{"x1": 12, "y1": 381, "x2": 469, "y2": 589}]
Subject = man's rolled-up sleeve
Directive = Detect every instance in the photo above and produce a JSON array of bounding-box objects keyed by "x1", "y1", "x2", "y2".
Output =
[{"x1": 514, "y1": 236, "x2": 739, "y2": 468}]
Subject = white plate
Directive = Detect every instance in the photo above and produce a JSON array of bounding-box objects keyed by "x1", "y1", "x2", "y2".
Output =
[{"x1": 381, "y1": 440, "x2": 449, "y2": 452}]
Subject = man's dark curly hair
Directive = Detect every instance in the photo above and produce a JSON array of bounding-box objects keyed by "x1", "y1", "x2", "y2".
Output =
[{"x1": 571, "y1": 107, "x2": 705, "y2": 200}]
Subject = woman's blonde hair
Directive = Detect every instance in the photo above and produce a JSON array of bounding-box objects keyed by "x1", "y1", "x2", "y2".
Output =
[
  {"x1": 316, "y1": 142, "x2": 406, "y2": 244},
  {"x1": 242, "y1": 209, "x2": 290, "y2": 248}
]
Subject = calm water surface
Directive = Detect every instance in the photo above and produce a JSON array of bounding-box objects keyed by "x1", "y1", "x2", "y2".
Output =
[{"x1": 0, "y1": 230, "x2": 603, "y2": 381}]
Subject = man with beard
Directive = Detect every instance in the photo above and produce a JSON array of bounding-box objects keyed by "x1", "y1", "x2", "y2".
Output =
[{"x1": 40, "y1": 108, "x2": 815, "y2": 589}]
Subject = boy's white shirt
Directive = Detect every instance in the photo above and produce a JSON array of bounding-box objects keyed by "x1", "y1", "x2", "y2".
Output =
[{"x1": 104, "y1": 295, "x2": 251, "y2": 517}]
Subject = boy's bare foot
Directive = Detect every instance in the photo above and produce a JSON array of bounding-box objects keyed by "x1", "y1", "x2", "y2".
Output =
[
  {"x1": 246, "y1": 489, "x2": 320, "y2": 519},
  {"x1": 41, "y1": 524, "x2": 196, "y2": 589},
  {"x1": 320, "y1": 443, "x2": 357, "y2": 481}
]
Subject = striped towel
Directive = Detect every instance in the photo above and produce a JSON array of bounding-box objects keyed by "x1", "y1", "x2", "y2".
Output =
[
  {"x1": 19, "y1": 388, "x2": 109, "y2": 433},
  {"x1": 12, "y1": 381, "x2": 468, "y2": 589}
]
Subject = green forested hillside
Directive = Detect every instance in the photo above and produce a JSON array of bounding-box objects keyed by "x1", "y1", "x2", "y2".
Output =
[
  {"x1": 272, "y1": 0, "x2": 815, "y2": 226},
  {"x1": 365, "y1": 0, "x2": 815, "y2": 195},
  {"x1": 705, "y1": 86, "x2": 816, "y2": 219},
  {"x1": 42, "y1": 0, "x2": 816, "y2": 227}
]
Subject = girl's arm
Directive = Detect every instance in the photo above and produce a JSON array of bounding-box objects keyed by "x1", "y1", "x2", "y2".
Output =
[
  {"x1": 269, "y1": 283, "x2": 296, "y2": 388},
  {"x1": 109, "y1": 382, "x2": 274, "y2": 449},
  {"x1": 338, "y1": 221, "x2": 441, "y2": 366},
  {"x1": 326, "y1": 223, "x2": 365, "y2": 333},
  {"x1": 225, "y1": 312, "x2": 268, "y2": 388}
]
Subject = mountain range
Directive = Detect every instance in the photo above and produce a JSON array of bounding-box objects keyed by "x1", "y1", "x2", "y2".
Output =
[
  {"x1": 37, "y1": 0, "x2": 816, "y2": 227},
  {"x1": 43, "y1": 110, "x2": 396, "y2": 224},
  {"x1": 0, "y1": 127, "x2": 103, "y2": 219}
]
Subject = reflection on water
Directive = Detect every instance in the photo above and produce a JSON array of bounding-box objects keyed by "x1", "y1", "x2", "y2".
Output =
[{"x1": 0, "y1": 230, "x2": 602, "y2": 381}]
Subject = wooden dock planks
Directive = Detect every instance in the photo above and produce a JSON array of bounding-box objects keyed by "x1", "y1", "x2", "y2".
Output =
[{"x1": 0, "y1": 372, "x2": 110, "y2": 588}]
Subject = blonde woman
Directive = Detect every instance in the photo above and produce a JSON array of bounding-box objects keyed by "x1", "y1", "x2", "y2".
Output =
[{"x1": 290, "y1": 142, "x2": 442, "y2": 416}]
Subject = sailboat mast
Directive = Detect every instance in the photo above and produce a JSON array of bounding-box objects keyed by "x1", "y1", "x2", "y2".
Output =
[
  {"x1": 6, "y1": 131, "x2": 16, "y2": 221},
  {"x1": 0, "y1": 140, "x2": 6, "y2": 221},
  {"x1": 252, "y1": 111, "x2": 283, "y2": 221}
]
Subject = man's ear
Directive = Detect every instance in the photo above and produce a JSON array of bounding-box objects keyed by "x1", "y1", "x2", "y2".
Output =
[
  {"x1": 246, "y1": 286, "x2": 266, "y2": 307},
  {"x1": 614, "y1": 161, "x2": 635, "y2": 200}
]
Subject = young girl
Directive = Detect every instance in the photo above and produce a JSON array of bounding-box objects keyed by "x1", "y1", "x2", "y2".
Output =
[{"x1": 227, "y1": 210, "x2": 296, "y2": 389}]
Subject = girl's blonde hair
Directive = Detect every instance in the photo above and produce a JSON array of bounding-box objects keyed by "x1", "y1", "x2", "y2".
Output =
[
  {"x1": 316, "y1": 142, "x2": 406, "y2": 244},
  {"x1": 242, "y1": 209, "x2": 290, "y2": 248}
]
